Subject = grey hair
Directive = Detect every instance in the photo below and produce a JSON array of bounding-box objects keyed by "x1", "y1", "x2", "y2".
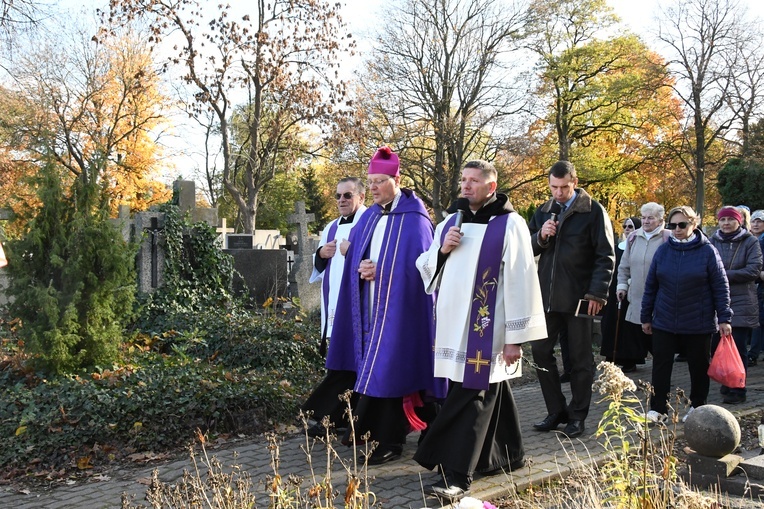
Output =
[
  {"x1": 640, "y1": 202, "x2": 665, "y2": 220},
  {"x1": 339, "y1": 176, "x2": 365, "y2": 196}
]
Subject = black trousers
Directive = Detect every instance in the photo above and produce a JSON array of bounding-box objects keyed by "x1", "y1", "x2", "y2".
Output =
[
  {"x1": 650, "y1": 329, "x2": 711, "y2": 414},
  {"x1": 531, "y1": 312, "x2": 594, "y2": 420},
  {"x1": 301, "y1": 370, "x2": 357, "y2": 426},
  {"x1": 414, "y1": 380, "x2": 523, "y2": 477},
  {"x1": 342, "y1": 395, "x2": 409, "y2": 452}
]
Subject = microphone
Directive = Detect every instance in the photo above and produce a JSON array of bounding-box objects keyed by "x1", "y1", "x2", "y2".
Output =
[
  {"x1": 453, "y1": 198, "x2": 470, "y2": 230},
  {"x1": 549, "y1": 202, "x2": 562, "y2": 222}
]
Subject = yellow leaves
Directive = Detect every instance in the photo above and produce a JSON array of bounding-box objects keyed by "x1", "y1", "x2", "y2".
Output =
[
  {"x1": 77, "y1": 456, "x2": 93, "y2": 470},
  {"x1": 344, "y1": 476, "x2": 359, "y2": 505},
  {"x1": 15, "y1": 425, "x2": 27, "y2": 436}
]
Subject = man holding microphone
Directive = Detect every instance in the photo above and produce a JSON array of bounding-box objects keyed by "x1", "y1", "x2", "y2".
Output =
[
  {"x1": 528, "y1": 160, "x2": 615, "y2": 439},
  {"x1": 414, "y1": 160, "x2": 547, "y2": 502}
]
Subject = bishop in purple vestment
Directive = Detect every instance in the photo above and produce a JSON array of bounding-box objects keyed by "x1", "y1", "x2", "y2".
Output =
[{"x1": 330, "y1": 146, "x2": 445, "y2": 465}]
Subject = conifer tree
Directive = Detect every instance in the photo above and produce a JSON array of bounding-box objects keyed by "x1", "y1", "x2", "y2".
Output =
[{"x1": 5, "y1": 163, "x2": 137, "y2": 374}]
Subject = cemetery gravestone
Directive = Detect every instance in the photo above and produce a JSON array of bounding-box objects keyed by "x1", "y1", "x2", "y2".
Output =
[
  {"x1": 287, "y1": 201, "x2": 320, "y2": 312},
  {"x1": 135, "y1": 211, "x2": 165, "y2": 293}
]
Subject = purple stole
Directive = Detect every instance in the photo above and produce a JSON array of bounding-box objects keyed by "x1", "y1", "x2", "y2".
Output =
[
  {"x1": 462, "y1": 214, "x2": 509, "y2": 390},
  {"x1": 439, "y1": 214, "x2": 459, "y2": 244}
]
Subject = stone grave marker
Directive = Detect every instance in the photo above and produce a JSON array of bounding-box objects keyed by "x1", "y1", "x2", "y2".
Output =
[
  {"x1": 215, "y1": 218, "x2": 235, "y2": 248},
  {"x1": 287, "y1": 201, "x2": 320, "y2": 311},
  {"x1": 135, "y1": 211, "x2": 165, "y2": 293},
  {"x1": 227, "y1": 234, "x2": 254, "y2": 250}
]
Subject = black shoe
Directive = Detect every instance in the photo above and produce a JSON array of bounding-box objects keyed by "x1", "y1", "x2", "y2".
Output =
[
  {"x1": 723, "y1": 393, "x2": 746, "y2": 405},
  {"x1": 720, "y1": 385, "x2": 730, "y2": 395},
  {"x1": 307, "y1": 422, "x2": 328, "y2": 438},
  {"x1": 533, "y1": 413, "x2": 568, "y2": 432},
  {"x1": 426, "y1": 475, "x2": 471, "y2": 502},
  {"x1": 562, "y1": 420, "x2": 585, "y2": 438},
  {"x1": 675, "y1": 354, "x2": 687, "y2": 362},
  {"x1": 481, "y1": 458, "x2": 525, "y2": 476},
  {"x1": 748, "y1": 356, "x2": 757, "y2": 367},
  {"x1": 559, "y1": 372, "x2": 571, "y2": 383},
  {"x1": 367, "y1": 447, "x2": 402, "y2": 465},
  {"x1": 621, "y1": 363, "x2": 637, "y2": 373}
]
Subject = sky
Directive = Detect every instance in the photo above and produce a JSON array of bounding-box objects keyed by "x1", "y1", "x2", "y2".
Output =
[{"x1": 38, "y1": 0, "x2": 764, "y2": 185}]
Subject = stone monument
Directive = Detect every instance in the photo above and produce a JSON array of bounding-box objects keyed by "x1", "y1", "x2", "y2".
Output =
[{"x1": 287, "y1": 201, "x2": 320, "y2": 312}]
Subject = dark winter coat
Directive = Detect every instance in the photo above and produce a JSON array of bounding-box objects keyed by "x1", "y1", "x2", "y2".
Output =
[
  {"x1": 641, "y1": 231, "x2": 732, "y2": 334},
  {"x1": 529, "y1": 188, "x2": 615, "y2": 314},
  {"x1": 710, "y1": 229, "x2": 762, "y2": 328}
]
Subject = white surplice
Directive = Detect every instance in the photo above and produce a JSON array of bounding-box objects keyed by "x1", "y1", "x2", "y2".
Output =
[
  {"x1": 416, "y1": 211, "x2": 547, "y2": 384},
  {"x1": 310, "y1": 205, "x2": 366, "y2": 338}
]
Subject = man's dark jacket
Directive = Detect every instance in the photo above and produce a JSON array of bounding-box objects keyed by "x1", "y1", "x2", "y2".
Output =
[{"x1": 528, "y1": 188, "x2": 615, "y2": 314}]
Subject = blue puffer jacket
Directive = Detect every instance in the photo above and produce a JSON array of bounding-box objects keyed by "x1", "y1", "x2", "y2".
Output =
[{"x1": 641, "y1": 231, "x2": 732, "y2": 334}]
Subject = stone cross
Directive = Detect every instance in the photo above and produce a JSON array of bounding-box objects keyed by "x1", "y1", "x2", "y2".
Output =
[
  {"x1": 215, "y1": 218, "x2": 235, "y2": 248},
  {"x1": 144, "y1": 217, "x2": 164, "y2": 289},
  {"x1": 287, "y1": 201, "x2": 315, "y2": 256}
]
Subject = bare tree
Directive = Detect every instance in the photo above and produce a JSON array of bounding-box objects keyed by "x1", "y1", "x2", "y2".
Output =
[
  {"x1": 104, "y1": 0, "x2": 355, "y2": 233},
  {"x1": 657, "y1": 0, "x2": 747, "y2": 219},
  {"x1": 726, "y1": 24, "x2": 764, "y2": 158},
  {"x1": 361, "y1": 0, "x2": 528, "y2": 217},
  {"x1": 1, "y1": 0, "x2": 40, "y2": 29}
]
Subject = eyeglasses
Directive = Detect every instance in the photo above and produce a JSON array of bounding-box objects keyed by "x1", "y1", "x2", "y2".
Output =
[
  {"x1": 667, "y1": 222, "x2": 690, "y2": 230},
  {"x1": 367, "y1": 177, "x2": 391, "y2": 187},
  {"x1": 622, "y1": 224, "x2": 634, "y2": 229},
  {"x1": 335, "y1": 192, "x2": 354, "y2": 200}
]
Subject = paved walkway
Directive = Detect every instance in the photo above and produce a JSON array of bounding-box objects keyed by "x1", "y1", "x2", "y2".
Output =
[{"x1": 2, "y1": 360, "x2": 763, "y2": 508}]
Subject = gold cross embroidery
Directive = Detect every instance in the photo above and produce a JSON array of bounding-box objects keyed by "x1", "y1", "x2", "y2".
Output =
[{"x1": 467, "y1": 350, "x2": 490, "y2": 374}]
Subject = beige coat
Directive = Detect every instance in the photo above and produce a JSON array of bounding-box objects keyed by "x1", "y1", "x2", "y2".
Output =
[{"x1": 616, "y1": 228, "x2": 670, "y2": 325}]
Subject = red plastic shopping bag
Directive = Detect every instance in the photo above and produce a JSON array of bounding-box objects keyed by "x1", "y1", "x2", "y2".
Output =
[{"x1": 707, "y1": 334, "x2": 746, "y2": 388}]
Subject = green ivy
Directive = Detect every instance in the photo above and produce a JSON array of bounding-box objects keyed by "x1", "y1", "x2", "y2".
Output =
[
  {"x1": 0, "y1": 314, "x2": 323, "y2": 473},
  {"x1": 135, "y1": 202, "x2": 235, "y2": 334}
]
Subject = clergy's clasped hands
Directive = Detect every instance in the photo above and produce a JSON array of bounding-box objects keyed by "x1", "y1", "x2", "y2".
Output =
[
  {"x1": 339, "y1": 239, "x2": 350, "y2": 256},
  {"x1": 358, "y1": 259, "x2": 376, "y2": 281},
  {"x1": 320, "y1": 239, "x2": 337, "y2": 259},
  {"x1": 440, "y1": 226, "x2": 463, "y2": 254}
]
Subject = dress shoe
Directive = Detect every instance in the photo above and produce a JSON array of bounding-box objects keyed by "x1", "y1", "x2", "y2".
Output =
[
  {"x1": 562, "y1": 420, "x2": 585, "y2": 438},
  {"x1": 481, "y1": 457, "x2": 526, "y2": 476},
  {"x1": 307, "y1": 422, "x2": 328, "y2": 438},
  {"x1": 426, "y1": 475, "x2": 471, "y2": 501},
  {"x1": 620, "y1": 363, "x2": 637, "y2": 373},
  {"x1": 533, "y1": 413, "x2": 568, "y2": 432},
  {"x1": 720, "y1": 385, "x2": 730, "y2": 395},
  {"x1": 367, "y1": 447, "x2": 402, "y2": 465},
  {"x1": 723, "y1": 393, "x2": 746, "y2": 405}
]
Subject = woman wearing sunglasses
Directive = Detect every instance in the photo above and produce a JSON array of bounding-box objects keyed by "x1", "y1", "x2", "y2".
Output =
[
  {"x1": 641, "y1": 206, "x2": 733, "y2": 423},
  {"x1": 708, "y1": 206, "x2": 763, "y2": 404}
]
